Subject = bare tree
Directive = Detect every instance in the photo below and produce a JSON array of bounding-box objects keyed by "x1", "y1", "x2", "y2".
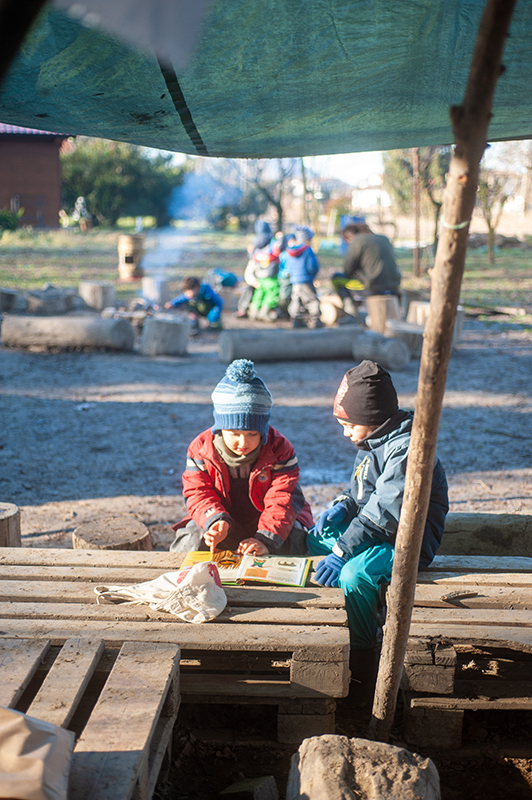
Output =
[
  {"x1": 477, "y1": 166, "x2": 512, "y2": 263},
  {"x1": 236, "y1": 159, "x2": 298, "y2": 229}
]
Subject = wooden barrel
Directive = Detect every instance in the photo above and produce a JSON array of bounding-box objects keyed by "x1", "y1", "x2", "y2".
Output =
[
  {"x1": 72, "y1": 516, "x2": 153, "y2": 551},
  {"x1": 118, "y1": 234, "x2": 145, "y2": 280}
]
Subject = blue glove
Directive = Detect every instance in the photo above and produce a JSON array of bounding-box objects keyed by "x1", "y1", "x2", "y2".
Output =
[
  {"x1": 314, "y1": 503, "x2": 348, "y2": 536},
  {"x1": 314, "y1": 553, "x2": 347, "y2": 587}
]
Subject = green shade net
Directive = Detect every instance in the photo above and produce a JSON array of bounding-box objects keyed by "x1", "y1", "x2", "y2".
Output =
[{"x1": 1, "y1": 0, "x2": 532, "y2": 158}]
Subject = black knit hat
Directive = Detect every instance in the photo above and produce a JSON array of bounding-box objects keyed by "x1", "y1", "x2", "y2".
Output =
[{"x1": 333, "y1": 360, "x2": 398, "y2": 425}]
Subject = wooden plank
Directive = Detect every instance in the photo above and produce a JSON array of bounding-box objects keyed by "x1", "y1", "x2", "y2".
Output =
[
  {"x1": 145, "y1": 714, "x2": 178, "y2": 800},
  {"x1": 0, "y1": 638, "x2": 50, "y2": 708},
  {"x1": 0, "y1": 580, "x2": 344, "y2": 609},
  {"x1": 27, "y1": 638, "x2": 105, "y2": 728},
  {"x1": 290, "y1": 659, "x2": 350, "y2": 697},
  {"x1": 409, "y1": 624, "x2": 532, "y2": 653},
  {"x1": 70, "y1": 641, "x2": 180, "y2": 800},
  {"x1": 427, "y1": 555, "x2": 532, "y2": 572},
  {"x1": 414, "y1": 583, "x2": 532, "y2": 609},
  {"x1": 0, "y1": 619, "x2": 350, "y2": 657},
  {"x1": 409, "y1": 679, "x2": 532, "y2": 710},
  {"x1": 0, "y1": 600, "x2": 346, "y2": 627},
  {"x1": 412, "y1": 607, "x2": 532, "y2": 627},
  {"x1": 416, "y1": 571, "x2": 532, "y2": 587},
  {"x1": 0, "y1": 565, "x2": 172, "y2": 583},
  {"x1": 0, "y1": 548, "x2": 186, "y2": 569}
]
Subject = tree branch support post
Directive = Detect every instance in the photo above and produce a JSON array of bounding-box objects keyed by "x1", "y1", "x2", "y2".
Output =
[{"x1": 369, "y1": 0, "x2": 517, "y2": 743}]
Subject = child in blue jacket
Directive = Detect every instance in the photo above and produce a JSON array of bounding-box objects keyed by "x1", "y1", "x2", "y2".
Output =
[
  {"x1": 285, "y1": 226, "x2": 322, "y2": 328},
  {"x1": 308, "y1": 360, "x2": 449, "y2": 653},
  {"x1": 166, "y1": 276, "x2": 223, "y2": 331}
]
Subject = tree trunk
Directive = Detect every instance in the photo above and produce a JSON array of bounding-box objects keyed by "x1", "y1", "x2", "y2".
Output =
[
  {"x1": 487, "y1": 225, "x2": 495, "y2": 264},
  {"x1": 369, "y1": 0, "x2": 517, "y2": 744}
]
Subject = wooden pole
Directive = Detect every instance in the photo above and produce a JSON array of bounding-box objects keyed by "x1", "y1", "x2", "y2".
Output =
[{"x1": 369, "y1": 0, "x2": 517, "y2": 743}]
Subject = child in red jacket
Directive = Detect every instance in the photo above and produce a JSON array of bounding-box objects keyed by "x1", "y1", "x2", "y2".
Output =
[{"x1": 170, "y1": 359, "x2": 313, "y2": 556}]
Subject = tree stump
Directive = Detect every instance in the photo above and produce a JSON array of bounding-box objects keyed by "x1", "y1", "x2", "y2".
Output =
[
  {"x1": 365, "y1": 294, "x2": 402, "y2": 334},
  {"x1": 352, "y1": 330, "x2": 410, "y2": 371},
  {"x1": 78, "y1": 281, "x2": 116, "y2": 311},
  {"x1": 139, "y1": 315, "x2": 190, "y2": 356},
  {"x1": 0, "y1": 503, "x2": 21, "y2": 547},
  {"x1": 406, "y1": 300, "x2": 431, "y2": 327},
  {"x1": 142, "y1": 277, "x2": 171, "y2": 306},
  {"x1": 1, "y1": 315, "x2": 135, "y2": 351},
  {"x1": 385, "y1": 319, "x2": 424, "y2": 358},
  {"x1": 72, "y1": 516, "x2": 153, "y2": 551}
]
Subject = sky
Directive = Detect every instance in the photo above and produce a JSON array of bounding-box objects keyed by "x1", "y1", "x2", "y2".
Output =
[{"x1": 169, "y1": 141, "x2": 512, "y2": 189}]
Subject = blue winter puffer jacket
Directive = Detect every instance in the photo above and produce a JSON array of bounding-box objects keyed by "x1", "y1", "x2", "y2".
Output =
[
  {"x1": 333, "y1": 412, "x2": 448, "y2": 569},
  {"x1": 282, "y1": 244, "x2": 319, "y2": 284}
]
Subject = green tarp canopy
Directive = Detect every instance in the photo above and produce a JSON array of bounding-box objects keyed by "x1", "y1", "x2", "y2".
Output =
[{"x1": 1, "y1": 0, "x2": 532, "y2": 158}]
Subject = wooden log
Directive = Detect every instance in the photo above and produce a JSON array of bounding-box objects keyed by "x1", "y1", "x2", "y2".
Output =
[
  {"x1": 384, "y1": 319, "x2": 424, "y2": 358},
  {"x1": 440, "y1": 512, "x2": 532, "y2": 556},
  {"x1": 370, "y1": 0, "x2": 517, "y2": 743},
  {"x1": 142, "y1": 277, "x2": 171, "y2": 307},
  {"x1": 407, "y1": 302, "x2": 463, "y2": 351},
  {"x1": 219, "y1": 326, "x2": 364, "y2": 363},
  {"x1": 72, "y1": 516, "x2": 153, "y2": 551},
  {"x1": 1, "y1": 315, "x2": 135, "y2": 351},
  {"x1": 0, "y1": 502, "x2": 21, "y2": 547},
  {"x1": 365, "y1": 294, "x2": 402, "y2": 334},
  {"x1": 139, "y1": 315, "x2": 190, "y2": 356},
  {"x1": 78, "y1": 281, "x2": 116, "y2": 311},
  {"x1": 352, "y1": 330, "x2": 410, "y2": 371}
]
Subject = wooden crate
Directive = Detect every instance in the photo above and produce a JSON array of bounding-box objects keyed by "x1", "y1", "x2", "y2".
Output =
[
  {"x1": 0, "y1": 637, "x2": 180, "y2": 800},
  {"x1": 403, "y1": 553, "x2": 532, "y2": 748},
  {"x1": 0, "y1": 548, "x2": 350, "y2": 744}
]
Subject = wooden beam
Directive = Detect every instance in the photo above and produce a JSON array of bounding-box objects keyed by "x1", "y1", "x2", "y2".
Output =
[{"x1": 369, "y1": 0, "x2": 518, "y2": 742}]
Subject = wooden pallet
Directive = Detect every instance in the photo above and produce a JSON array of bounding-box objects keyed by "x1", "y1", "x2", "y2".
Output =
[
  {"x1": 0, "y1": 637, "x2": 180, "y2": 800},
  {"x1": 0, "y1": 548, "x2": 350, "y2": 743},
  {"x1": 404, "y1": 553, "x2": 532, "y2": 747}
]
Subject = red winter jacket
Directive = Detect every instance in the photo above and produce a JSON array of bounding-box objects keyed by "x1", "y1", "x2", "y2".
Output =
[{"x1": 174, "y1": 427, "x2": 313, "y2": 552}]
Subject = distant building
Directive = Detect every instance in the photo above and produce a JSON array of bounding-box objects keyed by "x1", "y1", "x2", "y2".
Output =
[
  {"x1": 0, "y1": 124, "x2": 67, "y2": 227},
  {"x1": 351, "y1": 174, "x2": 391, "y2": 211}
]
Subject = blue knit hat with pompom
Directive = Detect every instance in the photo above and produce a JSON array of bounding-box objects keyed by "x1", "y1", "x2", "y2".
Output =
[{"x1": 212, "y1": 360, "x2": 272, "y2": 442}]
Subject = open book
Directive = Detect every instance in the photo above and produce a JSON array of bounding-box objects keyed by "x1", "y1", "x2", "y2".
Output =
[{"x1": 180, "y1": 550, "x2": 311, "y2": 587}]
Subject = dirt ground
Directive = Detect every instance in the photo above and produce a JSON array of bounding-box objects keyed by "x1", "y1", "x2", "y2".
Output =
[{"x1": 1, "y1": 312, "x2": 532, "y2": 799}]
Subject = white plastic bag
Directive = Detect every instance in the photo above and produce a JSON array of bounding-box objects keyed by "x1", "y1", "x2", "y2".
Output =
[
  {"x1": 95, "y1": 561, "x2": 227, "y2": 623},
  {"x1": 0, "y1": 706, "x2": 74, "y2": 800}
]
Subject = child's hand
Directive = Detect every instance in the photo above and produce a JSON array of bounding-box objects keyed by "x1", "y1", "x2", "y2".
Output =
[
  {"x1": 164, "y1": 301, "x2": 172, "y2": 309},
  {"x1": 237, "y1": 538, "x2": 270, "y2": 556},
  {"x1": 204, "y1": 520, "x2": 230, "y2": 552}
]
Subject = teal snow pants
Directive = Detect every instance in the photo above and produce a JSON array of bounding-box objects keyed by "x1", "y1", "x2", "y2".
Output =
[{"x1": 307, "y1": 521, "x2": 394, "y2": 649}]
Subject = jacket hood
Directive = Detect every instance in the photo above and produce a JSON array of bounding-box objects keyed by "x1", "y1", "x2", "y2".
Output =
[{"x1": 357, "y1": 410, "x2": 412, "y2": 450}]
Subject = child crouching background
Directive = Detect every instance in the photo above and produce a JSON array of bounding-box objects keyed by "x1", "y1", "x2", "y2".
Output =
[{"x1": 170, "y1": 359, "x2": 313, "y2": 556}]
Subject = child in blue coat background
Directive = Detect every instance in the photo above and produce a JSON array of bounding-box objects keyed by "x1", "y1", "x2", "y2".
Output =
[
  {"x1": 285, "y1": 226, "x2": 322, "y2": 328},
  {"x1": 166, "y1": 276, "x2": 223, "y2": 332}
]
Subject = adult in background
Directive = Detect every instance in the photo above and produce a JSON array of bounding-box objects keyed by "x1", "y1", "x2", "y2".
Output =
[{"x1": 332, "y1": 223, "x2": 401, "y2": 317}]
